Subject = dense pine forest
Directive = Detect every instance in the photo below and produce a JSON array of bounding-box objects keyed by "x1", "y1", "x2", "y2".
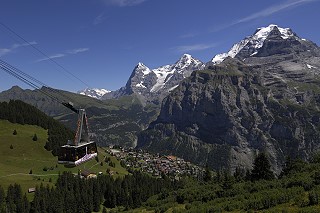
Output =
[
  {"x1": 0, "y1": 100, "x2": 74, "y2": 155},
  {"x1": 0, "y1": 171, "x2": 175, "y2": 213}
]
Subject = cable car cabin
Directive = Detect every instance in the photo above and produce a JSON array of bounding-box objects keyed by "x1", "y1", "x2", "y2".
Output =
[{"x1": 58, "y1": 141, "x2": 97, "y2": 166}]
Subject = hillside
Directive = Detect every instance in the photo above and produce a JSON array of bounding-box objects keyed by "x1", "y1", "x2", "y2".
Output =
[
  {"x1": 126, "y1": 155, "x2": 320, "y2": 213},
  {"x1": 0, "y1": 87, "x2": 159, "y2": 148},
  {"x1": 0, "y1": 119, "x2": 127, "y2": 196},
  {"x1": 0, "y1": 99, "x2": 74, "y2": 155}
]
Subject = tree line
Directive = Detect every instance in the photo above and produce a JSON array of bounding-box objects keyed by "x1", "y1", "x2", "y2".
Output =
[
  {"x1": 2, "y1": 149, "x2": 320, "y2": 212},
  {"x1": 0, "y1": 100, "x2": 74, "y2": 155},
  {"x1": 143, "y1": 152, "x2": 320, "y2": 212},
  {"x1": 0, "y1": 170, "x2": 176, "y2": 213}
]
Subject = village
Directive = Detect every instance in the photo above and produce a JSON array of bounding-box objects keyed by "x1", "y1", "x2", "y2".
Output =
[{"x1": 107, "y1": 146, "x2": 205, "y2": 179}]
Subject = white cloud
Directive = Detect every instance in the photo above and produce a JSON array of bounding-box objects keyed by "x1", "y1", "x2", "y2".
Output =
[
  {"x1": 93, "y1": 13, "x2": 107, "y2": 25},
  {"x1": 0, "y1": 48, "x2": 11, "y2": 57},
  {"x1": 36, "y1": 47, "x2": 89, "y2": 62},
  {"x1": 179, "y1": 32, "x2": 199, "y2": 39},
  {"x1": 36, "y1": 53, "x2": 66, "y2": 62},
  {"x1": 174, "y1": 43, "x2": 218, "y2": 53},
  {"x1": 211, "y1": 0, "x2": 319, "y2": 32},
  {"x1": 67, "y1": 48, "x2": 90, "y2": 54},
  {"x1": 103, "y1": 0, "x2": 147, "y2": 7},
  {"x1": 0, "y1": 41, "x2": 37, "y2": 57},
  {"x1": 236, "y1": 0, "x2": 318, "y2": 24}
]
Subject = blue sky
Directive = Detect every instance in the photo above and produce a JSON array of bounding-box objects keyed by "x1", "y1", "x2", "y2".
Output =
[{"x1": 0, "y1": 0, "x2": 319, "y2": 92}]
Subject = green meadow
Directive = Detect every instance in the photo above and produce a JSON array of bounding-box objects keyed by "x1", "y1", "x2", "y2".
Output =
[{"x1": 0, "y1": 119, "x2": 127, "y2": 197}]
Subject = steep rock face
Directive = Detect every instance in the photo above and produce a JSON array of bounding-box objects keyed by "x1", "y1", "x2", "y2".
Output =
[
  {"x1": 138, "y1": 58, "x2": 320, "y2": 173},
  {"x1": 103, "y1": 54, "x2": 204, "y2": 104},
  {"x1": 138, "y1": 26, "x2": 320, "y2": 173}
]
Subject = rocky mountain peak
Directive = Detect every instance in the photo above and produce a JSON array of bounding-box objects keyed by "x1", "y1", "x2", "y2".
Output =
[
  {"x1": 254, "y1": 24, "x2": 297, "y2": 40},
  {"x1": 174, "y1": 54, "x2": 204, "y2": 72},
  {"x1": 103, "y1": 54, "x2": 204, "y2": 104},
  {"x1": 176, "y1": 53, "x2": 194, "y2": 65},
  {"x1": 210, "y1": 24, "x2": 304, "y2": 64},
  {"x1": 134, "y1": 62, "x2": 151, "y2": 75}
]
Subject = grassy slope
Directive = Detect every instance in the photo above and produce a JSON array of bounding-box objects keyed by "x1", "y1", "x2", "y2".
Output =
[{"x1": 0, "y1": 120, "x2": 127, "y2": 198}]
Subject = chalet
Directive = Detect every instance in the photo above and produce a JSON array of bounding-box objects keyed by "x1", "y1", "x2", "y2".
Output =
[
  {"x1": 80, "y1": 170, "x2": 97, "y2": 179},
  {"x1": 28, "y1": 188, "x2": 36, "y2": 193}
]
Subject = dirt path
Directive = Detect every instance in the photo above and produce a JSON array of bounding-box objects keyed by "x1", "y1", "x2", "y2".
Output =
[{"x1": 0, "y1": 173, "x2": 74, "y2": 178}]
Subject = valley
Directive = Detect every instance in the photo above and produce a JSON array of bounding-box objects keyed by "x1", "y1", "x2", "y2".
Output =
[
  {"x1": 0, "y1": 119, "x2": 127, "y2": 199},
  {"x1": 1, "y1": 19, "x2": 320, "y2": 212}
]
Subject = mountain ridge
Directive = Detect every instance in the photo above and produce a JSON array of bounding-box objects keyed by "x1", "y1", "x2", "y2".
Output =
[
  {"x1": 137, "y1": 24, "x2": 320, "y2": 173},
  {"x1": 102, "y1": 54, "x2": 205, "y2": 104}
]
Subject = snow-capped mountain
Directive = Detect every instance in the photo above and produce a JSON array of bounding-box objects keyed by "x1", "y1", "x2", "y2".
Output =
[
  {"x1": 103, "y1": 54, "x2": 204, "y2": 104},
  {"x1": 210, "y1": 24, "x2": 306, "y2": 64},
  {"x1": 103, "y1": 24, "x2": 320, "y2": 105},
  {"x1": 78, "y1": 88, "x2": 111, "y2": 99},
  {"x1": 150, "y1": 54, "x2": 204, "y2": 93}
]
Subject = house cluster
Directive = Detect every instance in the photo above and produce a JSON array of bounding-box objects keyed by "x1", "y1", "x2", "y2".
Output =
[{"x1": 108, "y1": 147, "x2": 204, "y2": 179}]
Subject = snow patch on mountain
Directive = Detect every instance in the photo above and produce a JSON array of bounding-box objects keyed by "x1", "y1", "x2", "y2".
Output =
[
  {"x1": 307, "y1": 64, "x2": 317, "y2": 69},
  {"x1": 136, "y1": 82, "x2": 147, "y2": 88},
  {"x1": 78, "y1": 88, "x2": 111, "y2": 99},
  {"x1": 149, "y1": 65, "x2": 172, "y2": 92},
  {"x1": 168, "y1": 85, "x2": 179, "y2": 92}
]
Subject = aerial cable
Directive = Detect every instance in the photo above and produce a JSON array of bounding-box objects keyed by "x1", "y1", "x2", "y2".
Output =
[
  {"x1": 0, "y1": 65, "x2": 58, "y2": 102},
  {"x1": 0, "y1": 58, "x2": 79, "y2": 105},
  {"x1": 0, "y1": 60, "x2": 62, "y2": 103},
  {"x1": 0, "y1": 59, "x2": 87, "y2": 111},
  {"x1": 0, "y1": 58, "x2": 97, "y2": 117},
  {"x1": 0, "y1": 21, "x2": 92, "y2": 88},
  {"x1": 0, "y1": 59, "x2": 47, "y2": 88}
]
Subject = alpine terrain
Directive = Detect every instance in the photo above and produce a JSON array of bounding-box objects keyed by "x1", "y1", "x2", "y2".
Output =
[
  {"x1": 138, "y1": 24, "x2": 320, "y2": 173},
  {"x1": 78, "y1": 88, "x2": 111, "y2": 99},
  {"x1": 103, "y1": 54, "x2": 205, "y2": 105}
]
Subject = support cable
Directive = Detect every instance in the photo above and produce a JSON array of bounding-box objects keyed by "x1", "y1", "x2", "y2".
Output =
[{"x1": 0, "y1": 21, "x2": 92, "y2": 88}]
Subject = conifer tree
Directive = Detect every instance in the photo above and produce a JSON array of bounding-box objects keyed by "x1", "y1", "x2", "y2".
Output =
[
  {"x1": 251, "y1": 152, "x2": 274, "y2": 181},
  {"x1": 203, "y1": 165, "x2": 212, "y2": 182},
  {"x1": 0, "y1": 186, "x2": 4, "y2": 211}
]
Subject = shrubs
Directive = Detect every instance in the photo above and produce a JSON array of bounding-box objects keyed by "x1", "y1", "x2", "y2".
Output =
[
  {"x1": 32, "y1": 134, "x2": 38, "y2": 141},
  {"x1": 109, "y1": 161, "x2": 116, "y2": 168},
  {"x1": 308, "y1": 191, "x2": 319, "y2": 205}
]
